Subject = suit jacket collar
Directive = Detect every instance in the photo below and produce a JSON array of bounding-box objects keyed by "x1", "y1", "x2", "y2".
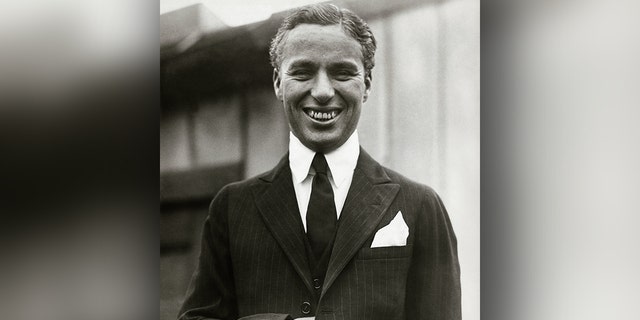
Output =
[
  {"x1": 253, "y1": 154, "x2": 315, "y2": 293},
  {"x1": 322, "y1": 148, "x2": 400, "y2": 297},
  {"x1": 253, "y1": 149, "x2": 400, "y2": 297}
]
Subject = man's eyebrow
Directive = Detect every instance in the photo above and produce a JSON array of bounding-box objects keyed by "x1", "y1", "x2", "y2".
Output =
[
  {"x1": 287, "y1": 60, "x2": 361, "y2": 70},
  {"x1": 329, "y1": 61, "x2": 360, "y2": 70},
  {"x1": 287, "y1": 60, "x2": 316, "y2": 69}
]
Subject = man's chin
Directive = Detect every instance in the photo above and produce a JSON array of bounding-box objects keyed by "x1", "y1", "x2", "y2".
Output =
[{"x1": 301, "y1": 136, "x2": 345, "y2": 153}]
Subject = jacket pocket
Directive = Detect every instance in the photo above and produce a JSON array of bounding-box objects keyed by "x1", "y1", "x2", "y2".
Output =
[{"x1": 355, "y1": 244, "x2": 413, "y2": 260}]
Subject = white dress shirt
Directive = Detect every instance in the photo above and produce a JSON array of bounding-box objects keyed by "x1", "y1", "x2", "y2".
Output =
[{"x1": 288, "y1": 130, "x2": 360, "y2": 232}]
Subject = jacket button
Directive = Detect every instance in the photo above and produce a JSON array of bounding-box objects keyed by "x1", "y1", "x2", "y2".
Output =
[
  {"x1": 313, "y1": 278, "x2": 322, "y2": 290},
  {"x1": 301, "y1": 301, "x2": 311, "y2": 314}
]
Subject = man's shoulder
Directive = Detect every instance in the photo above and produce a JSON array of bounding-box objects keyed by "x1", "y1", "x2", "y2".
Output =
[
  {"x1": 207, "y1": 170, "x2": 273, "y2": 216},
  {"x1": 377, "y1": 164, "x2": 440, "y2": 198},
  {"x1": 214, "y1": 160, "x2": 285, "y2": 197},
  {"x1": 358, "y1": 149, "x2": 439, "y2": 200},
  {"x1": 218, "y1": 170, "x2": 272, "y2": 194},
  {"x1": 371, "y1": 163, "x2": 448, "y2": 218}
]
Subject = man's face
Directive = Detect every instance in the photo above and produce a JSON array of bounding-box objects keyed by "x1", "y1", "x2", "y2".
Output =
[{"x1": 273, "y1": 24, "x2": 371, "y2": 153}]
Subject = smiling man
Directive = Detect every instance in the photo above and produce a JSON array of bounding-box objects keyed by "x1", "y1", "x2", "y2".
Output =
[
  {"x1": 178, "y1": 4, "x2": 461, "y2": 320},
  {"x1": 274, "y1": 22, "x2": 368, "y2": 154}
]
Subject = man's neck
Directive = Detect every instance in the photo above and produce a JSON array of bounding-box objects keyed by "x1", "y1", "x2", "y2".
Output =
[{"x1": 288, "y1": 131, "x2": 360, "y2": 187}]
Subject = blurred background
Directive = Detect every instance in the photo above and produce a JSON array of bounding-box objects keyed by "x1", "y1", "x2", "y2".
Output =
[{"x1": 159, "y1": 0, "x2": 479, "y2": 320}]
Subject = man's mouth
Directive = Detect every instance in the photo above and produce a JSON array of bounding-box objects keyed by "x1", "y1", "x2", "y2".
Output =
[{"x1": 304, "y1": 108, "x2": 340, "y2": 122}]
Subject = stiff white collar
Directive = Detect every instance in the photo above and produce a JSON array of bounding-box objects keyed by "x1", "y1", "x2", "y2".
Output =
[{"x1": 289, "y1": 130, "x2": 360, "y2": 188}]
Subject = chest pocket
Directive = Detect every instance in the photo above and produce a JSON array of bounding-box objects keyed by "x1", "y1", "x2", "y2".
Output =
[{"x1": 355, "y1": 244, "x2": 413, "y2": 260}]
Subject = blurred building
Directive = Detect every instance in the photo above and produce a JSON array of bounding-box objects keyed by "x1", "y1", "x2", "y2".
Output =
[{"x1": 160, "y1": 1, "x2": 479, "y2": 319}]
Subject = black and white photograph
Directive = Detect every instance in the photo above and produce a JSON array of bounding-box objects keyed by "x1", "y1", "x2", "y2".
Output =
[
  {"x1": 160, "y1": 1, "x2": 479, "y2": 319},
  {"x1": 5, "y1": 1, "x2": 640, "y2": 320}
]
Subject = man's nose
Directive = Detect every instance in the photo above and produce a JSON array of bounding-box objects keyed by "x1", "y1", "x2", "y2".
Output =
[{"x1": 310, "y1": 71, "x2": 335, "y2": 104}]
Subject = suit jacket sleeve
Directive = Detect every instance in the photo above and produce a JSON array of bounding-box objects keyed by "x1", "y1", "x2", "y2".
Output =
[
  {"x1": 177, "y1": 186, "x2": 293, "y2": 320},
  {"x1": 405, "y1": 187, "x2": 462, "y2": 320}
]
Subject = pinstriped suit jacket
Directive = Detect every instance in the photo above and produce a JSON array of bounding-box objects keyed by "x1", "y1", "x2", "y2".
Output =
[{"x1": 178, "y1": 149, "x2": 461, "y2": 320}]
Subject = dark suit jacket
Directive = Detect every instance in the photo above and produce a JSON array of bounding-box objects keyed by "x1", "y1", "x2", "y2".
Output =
[{"x1": 178, "y1": 149, "x2": 461, "y2": 320}]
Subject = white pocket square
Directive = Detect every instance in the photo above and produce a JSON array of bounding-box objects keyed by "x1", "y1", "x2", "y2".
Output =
[{"x1": 370, "y1": 211, "x2": 409, "y2": 248}]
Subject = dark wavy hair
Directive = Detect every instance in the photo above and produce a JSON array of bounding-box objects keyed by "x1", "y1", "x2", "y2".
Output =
[{"x1": 269, "y1": 3, "x2": 377, "y2": 79}]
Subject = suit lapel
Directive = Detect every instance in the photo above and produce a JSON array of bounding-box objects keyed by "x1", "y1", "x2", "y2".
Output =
[
  {"x1": 322, "y1": 149, "x2": 400, "y2": 296},
  {"x1": 252, "y1": 155, "x2": 314, "y2": 294}
]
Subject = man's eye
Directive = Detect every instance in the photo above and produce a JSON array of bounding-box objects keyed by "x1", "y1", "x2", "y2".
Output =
[
  {"x1": 333, "y1": 70, "x2": 357, "y2": 80},
  {"x1": 288, "y1": 70, "x2": 313, "y2": 80}
]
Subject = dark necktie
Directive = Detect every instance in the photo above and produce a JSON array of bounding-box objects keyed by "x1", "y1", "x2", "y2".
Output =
[{"x1": 306, "y1": 153, "x2": 337, "y2": 260}]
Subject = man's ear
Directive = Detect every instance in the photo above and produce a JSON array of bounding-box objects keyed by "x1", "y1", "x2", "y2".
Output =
[
  {"x1": 363, "y1": 73, "x2": 372, "y2": 103},
  {"x1": 273, "y1": 69, "x2": 283, "y2": 101}
]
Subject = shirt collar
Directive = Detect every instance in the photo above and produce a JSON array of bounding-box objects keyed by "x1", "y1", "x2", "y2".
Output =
[{"x1": 289, "y1": 130, "x2": 360, "y2": 188}]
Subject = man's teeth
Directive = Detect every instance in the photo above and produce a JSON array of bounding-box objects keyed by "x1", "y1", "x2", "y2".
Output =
[{"x1": 307, "y1": 110, "x2": 337, "y2": 120}]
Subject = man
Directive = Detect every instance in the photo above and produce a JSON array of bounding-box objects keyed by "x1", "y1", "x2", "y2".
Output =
[{"x1": 178, "y1": 4, "x2": 460, "y2": 320}]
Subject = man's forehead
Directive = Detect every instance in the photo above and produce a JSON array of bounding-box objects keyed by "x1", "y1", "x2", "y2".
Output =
[
  {"x1": 280, "y1": 24, "x2": 364, "y2": 65},
  {"x1": 284, "y1": 24, "x2": 357, "y2": 46}
]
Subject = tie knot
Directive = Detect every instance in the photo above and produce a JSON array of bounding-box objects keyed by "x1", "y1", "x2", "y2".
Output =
[{"x1": 311, "y1": 153, "x2": 329, "y2": 174}]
